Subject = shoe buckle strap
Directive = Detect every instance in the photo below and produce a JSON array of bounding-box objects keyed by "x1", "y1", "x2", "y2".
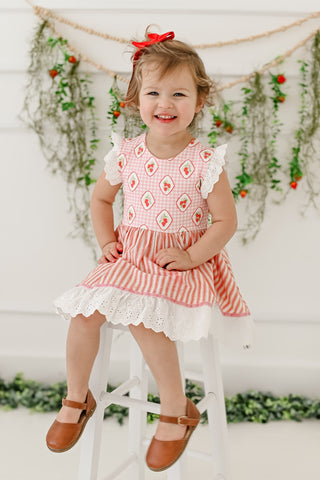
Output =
[
  {"x1": 159, "y1": 414, "x2": 199, "y2": 427},
  {"x1": 62, "y1": 398, "x2": 87, "y2": 410},
  {"x1": 177, "y1": 415, "x2": 199, "y2": 426}
]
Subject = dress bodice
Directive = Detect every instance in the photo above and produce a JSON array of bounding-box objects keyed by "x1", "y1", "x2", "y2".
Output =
[{"x1": 104, "y1": 133, "x2": 227, "y2": 234}]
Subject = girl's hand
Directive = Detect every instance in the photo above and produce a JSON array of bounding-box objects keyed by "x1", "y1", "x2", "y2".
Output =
[
  {"x1": 99, "y1": 241, "x2": 123, "y2": 264},
  {"x1": 155, "y1": 247, "x2": 194, "y2": 271}
]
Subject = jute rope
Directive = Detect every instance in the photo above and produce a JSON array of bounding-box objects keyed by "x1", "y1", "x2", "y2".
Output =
[
  {"x1": 25, "y1": 0, "x2": 319, "y2": 91},
  {"x1": 25, "y1": 0, "x2": 320, "y2": 49}
]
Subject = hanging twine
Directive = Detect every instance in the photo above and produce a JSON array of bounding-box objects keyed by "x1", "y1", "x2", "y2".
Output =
[
  {"x1": 25, "y1": 0, "x2": 320, "y2": 90},
  {"x1": 217, "y1": 27, "x2": 319, "y2": 91},
  {"x1": 25, "y1": 0, "x2": 320, "y2": 49}
]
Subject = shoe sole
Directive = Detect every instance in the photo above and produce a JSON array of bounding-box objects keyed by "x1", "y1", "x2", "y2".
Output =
[{"x1": 47, "y1": 403, "x2": 97, "y2": 453}]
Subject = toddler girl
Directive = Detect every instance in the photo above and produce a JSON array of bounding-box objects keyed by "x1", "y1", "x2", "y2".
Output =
[{"x1": 46, "y1": 29, "x2": 252, "y2": 471}]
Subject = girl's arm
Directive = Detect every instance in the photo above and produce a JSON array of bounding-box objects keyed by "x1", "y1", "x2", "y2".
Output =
[
  {"x1": 90, "y1": 170, "x2": 122, "y2": 253},
  {"x1": 155, "y1": 169, "x2": 237, "y2": 270},
  {"x1": 187, "y1": 169, "x2": 237, "y2": 266}
]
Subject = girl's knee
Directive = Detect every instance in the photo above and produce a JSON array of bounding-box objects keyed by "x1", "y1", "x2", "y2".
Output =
[{"x1": 71, "y1": 311, "x2": 106, "y2": 329}]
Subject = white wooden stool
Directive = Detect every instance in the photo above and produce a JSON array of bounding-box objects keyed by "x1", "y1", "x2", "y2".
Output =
[{"x1": 78, "y1": 322, "x2": 231, "y2": 480}]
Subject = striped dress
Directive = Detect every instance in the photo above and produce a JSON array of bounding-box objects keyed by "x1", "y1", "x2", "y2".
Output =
[{"x1": 54, "y1": 133, "x2": 253, "y2": 346}]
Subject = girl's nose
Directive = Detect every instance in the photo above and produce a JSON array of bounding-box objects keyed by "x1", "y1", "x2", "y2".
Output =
[{"x1": 158, "y1": 94, "x2": 173, "y2": 109}]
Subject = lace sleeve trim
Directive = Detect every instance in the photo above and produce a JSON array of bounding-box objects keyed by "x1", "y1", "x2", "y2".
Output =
[
  {"x1": 103, "y1": 132, "x2": 123, "y2": 185},
  {"x1": 200, "y1": 144, "x2": 227, "y2": 199}
]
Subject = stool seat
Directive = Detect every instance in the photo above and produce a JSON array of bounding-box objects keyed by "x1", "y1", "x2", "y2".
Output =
[{"x1": 78, "y1": 322, "x2": 231, "y2": 480}]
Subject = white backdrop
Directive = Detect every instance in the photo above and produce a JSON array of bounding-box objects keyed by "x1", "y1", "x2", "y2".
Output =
[{"x1": 1, "y1": 0, "x2": 320, "y2": 396}]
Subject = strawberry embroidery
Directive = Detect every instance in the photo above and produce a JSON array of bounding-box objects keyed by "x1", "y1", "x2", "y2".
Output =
[
  {"x1": 189, "y1": 138, "x2": 198, "y2": 147},
  {"x1": 156, "y1": 210, "x2": 173, "y2": 230},
  {"x1": 195, "y1": 178, "x2": 202, "y2": 193},
  {"x1": 135, "y1": 142, "x2": 145, "y2": 158},
  {"x1": 200, "y1": 149, "x2": 213, "y2": 162},
  {"x1": 118, "y1": 154, "x2": 126, "y2": 172},
  {"x1": 128, "y1": 172, "x2": 139, "y2": 191},
  {"x1": 141, "y1": 191, "x2": 155, "y2": 210},
  {"x1": 192, "y1": 208, "x2": 203, "y2": 226},
  {"x1": 176, "y1": 194, "x2": 191, "y2": 212},
  {"x1": 128, "y1": 206, "x2": 135, "y2": 223},
  {"x1": 179, "y1": 160, "x2": 194, "y2": 179},
  {"x1": 160, "y1": 176, "x2": 175, "y2": 195},
  {"x1": 144, "y1": 158, "x2": 158, "y2": 176}
]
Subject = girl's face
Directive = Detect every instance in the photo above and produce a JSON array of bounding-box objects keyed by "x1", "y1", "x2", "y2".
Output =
[{"x1": 138, "y1": 63, "x2": 203, "y2": 140}]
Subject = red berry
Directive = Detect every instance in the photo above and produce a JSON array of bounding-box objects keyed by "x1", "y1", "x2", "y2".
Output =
[
  {"x1": 294, "y1": 175, "x2": 303, "y2": 181},
  {"x1": 49, "y1": 69, "x2": 58, "y2": 78},
  {"x1": 290, "y1": 181, "x2": 298, "y2": 189},
  {"x1": 277, "y1": 75, "x2": 286, "y2": 84},
  {"x1": 240, "y1": 190, "x2": 247, "y2": 198},
  {"x1": 113, "y1": 110, "x2": 120, "y2": 118},
  {"x1": 68, "y1": 56, "x2": 77, "y2": 63},
  {"x1": 119, "y1": 101, "x2": 126, "y2": 108},
  {"x1": 215, "y1": 119, "x2": 223, "y2": 127},
  {"x1": 225, "y1": 125, "x2": 233, "y2": 134},
  {"x1": 277, "y1": 96, "x2": 285, "y2": 103}
]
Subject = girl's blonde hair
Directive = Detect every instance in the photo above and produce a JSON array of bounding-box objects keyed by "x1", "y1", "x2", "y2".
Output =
[{"x1": 126, "y1": 28, "x2": 216, "y2": 125}]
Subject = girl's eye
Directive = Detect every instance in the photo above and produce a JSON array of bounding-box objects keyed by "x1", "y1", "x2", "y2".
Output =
[
  {"x1": 148, "y1": 91, "x2": 159, "y2": 96},
  {"x1": 174, "y1": 92, "x2": 185, "y2": 97}
]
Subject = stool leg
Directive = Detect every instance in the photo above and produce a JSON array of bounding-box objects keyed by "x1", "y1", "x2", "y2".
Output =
[
  {"x1": 127, "y1": 336, "x2": 148, "y2": 479},
  {"x1": 78, "y1": 322, "x2": 113, "y2": 480},
  {"x1": 200, "y1": 334, "x2": 231, "y2": 480},
  {"x1": 167, "y1": 341, "x2": 188, "y2": 480}
]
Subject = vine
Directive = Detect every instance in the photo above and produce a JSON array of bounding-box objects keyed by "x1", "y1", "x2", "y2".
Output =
[
  {"x1": 233, "y1": 72, "x2": 287, "y2": 243},
  {"x1": 208, "y1": 101, "x2": 235, "y2": 148},
  {"x1": 20, "y1": 20, "x2": 99, "y2": 257},
  {"x1": 289, "y1": 60, "x2": 307, "y2": 191},
  {"x1": 296, "y1": 31, "x2": 320, "y2": 211},
  {"x1": 2, "y1": 373, "x2": 320, "y2": 424},
  {"x1": 268, "y1": 73, "x2": 286, "y2": 191}
]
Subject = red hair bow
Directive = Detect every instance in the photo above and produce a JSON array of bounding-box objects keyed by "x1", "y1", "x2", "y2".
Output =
[{"x1": 132, "y1": 31, "x2": 175, "y2": 62}]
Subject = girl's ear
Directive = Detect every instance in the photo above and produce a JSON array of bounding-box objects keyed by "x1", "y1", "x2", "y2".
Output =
[{"x1": 195, "y1": 94, "x2": 206, "y2": 113}]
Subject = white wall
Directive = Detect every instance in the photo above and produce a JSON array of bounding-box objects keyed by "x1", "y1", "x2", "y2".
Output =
[{"x1": 1, "y1": 0, "x2": 320, "y2": 396}]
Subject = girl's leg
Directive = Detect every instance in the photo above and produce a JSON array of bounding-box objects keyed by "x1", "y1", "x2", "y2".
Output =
[
  {"x1": 129, "y1": 323, "x2": 187, "y2": 441},
  {"x1": 56, "y1": 311, "x2": 106, "y2": 424}
]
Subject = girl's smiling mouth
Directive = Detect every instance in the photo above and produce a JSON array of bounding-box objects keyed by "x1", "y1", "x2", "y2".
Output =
[{"x1": 155, "y1": 114, "x2": 177, "y2": 121}]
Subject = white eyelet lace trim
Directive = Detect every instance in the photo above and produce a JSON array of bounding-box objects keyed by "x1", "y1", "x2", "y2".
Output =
[
  {"x1": 54, "y1": 285, "x2": 254, "y2": 346},
  {"x1": 104, "y1": 132, "x2": 123, "y2": 185},
  {"x1": 201, "y1": 144, "x2": 228, "y2": 199}
]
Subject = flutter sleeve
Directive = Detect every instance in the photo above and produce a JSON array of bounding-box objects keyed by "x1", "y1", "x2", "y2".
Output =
[
  {"x1": 200, "y1": 144, "x2": 228, "y2": 199},
  {"x1": 103, "y1": 132, "x2": 123, "y2": 185}
]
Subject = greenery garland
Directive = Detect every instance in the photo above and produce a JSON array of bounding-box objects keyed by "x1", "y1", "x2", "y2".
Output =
[{"x1": 1, "y1": 373, "x2": 320, "y2": 425}]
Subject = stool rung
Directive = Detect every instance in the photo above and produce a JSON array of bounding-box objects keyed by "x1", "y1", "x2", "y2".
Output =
[
  {"x1": 100, "y1": 377, "x2": 140, "y2": 401},
  {"x1": 101, "y1": 392, "x2": 161, "y2": 414},
  {"x1": 196, "y1": 391, "x2": 216, "y2": 414},
  {"x1": 102, "y1": 453, "x2": 137, "y2": 480}
]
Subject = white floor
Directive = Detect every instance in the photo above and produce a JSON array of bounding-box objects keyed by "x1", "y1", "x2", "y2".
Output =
[{"x1": 1, "y1": 408, "x2": 320, "y2": 480}]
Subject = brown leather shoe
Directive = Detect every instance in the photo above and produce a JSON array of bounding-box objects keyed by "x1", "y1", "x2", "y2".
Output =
[
  {"x1": 46, "y1": 389, "x2": 96, "y2": 453},
  {"x1": 146, "y1": 398, "x2": 200, "y2": 471}
]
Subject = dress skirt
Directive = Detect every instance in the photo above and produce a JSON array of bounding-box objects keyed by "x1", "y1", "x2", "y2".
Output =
[{"x1": 54, "y1": 224, "x2": 254, "y2": 347}]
